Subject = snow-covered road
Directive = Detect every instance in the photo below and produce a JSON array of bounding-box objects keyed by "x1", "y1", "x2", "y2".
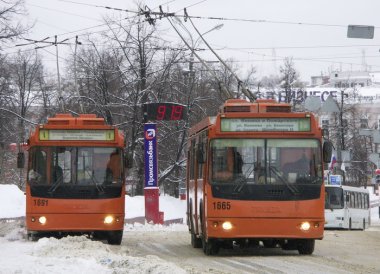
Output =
[
  {"x1": 2, "y1": 184, "x2": 380, "y2": 273},
  {"x1": 1, "y1": 219, "x2": 380, "y2": 274}
]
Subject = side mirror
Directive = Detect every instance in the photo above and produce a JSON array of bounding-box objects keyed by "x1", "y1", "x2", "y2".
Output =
[
  {"x1": 124, "y1": 152, "x2": 133, "y2": 168},
  {"x1": 197, "y1": 144, "x2": 205, "y2": 164},
  {"x1": 17, "y1": 152, "x2": 25, "y2": 168},
  {"x1": 322, "y1": 128, "x2": 329, "y2": 137},
  {"x1": 346, "y1": 194, "x2": 350, "y2": 203},
  {"x1": 322, "y1": 141, "x2": 333, "y2": 163}
]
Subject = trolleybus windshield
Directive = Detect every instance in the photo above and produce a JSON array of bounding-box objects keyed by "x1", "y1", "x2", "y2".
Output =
[
  {"x1": 210, "y1": 138, "x2": 322, "y2": 201},
  {"x1": 28, "y1": 146, "x2": 123, "y2": 199}
]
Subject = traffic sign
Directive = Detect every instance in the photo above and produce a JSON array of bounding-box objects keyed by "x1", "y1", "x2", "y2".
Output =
[{"x1": 329, "y1": 175, "x2": 342, "y2": 186}]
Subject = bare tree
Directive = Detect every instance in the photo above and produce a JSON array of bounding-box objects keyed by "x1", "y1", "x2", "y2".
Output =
[
  {"x1": 0, "y1": 0, "x2": 30, "y2": 46},
  {"x1": 61, "y1": 8, "x2": 259, "y2": 197},
  {"x1": 7, "y1": 50, "x2": 44, "y2": 187},
  {"x1": 279, "y1": 57, "x2": 299, "y2": 104}
]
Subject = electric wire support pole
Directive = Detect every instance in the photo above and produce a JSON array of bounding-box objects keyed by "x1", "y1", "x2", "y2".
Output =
[
  {"x1": 185, "y1": 10, "x2": 257, "y2": 102},
  {"x1": 166, "y1": 16, "x2": 233, "y2": 100}
]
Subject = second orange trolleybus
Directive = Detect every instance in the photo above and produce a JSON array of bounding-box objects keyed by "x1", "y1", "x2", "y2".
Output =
[{"x1": 187, "y1": 99, "x2": 332, "y2": 255}]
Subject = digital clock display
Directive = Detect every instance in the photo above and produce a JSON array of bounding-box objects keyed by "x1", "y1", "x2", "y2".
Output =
[{"x1": 143, "y1": 103, "x2": 187, "y2": 121}]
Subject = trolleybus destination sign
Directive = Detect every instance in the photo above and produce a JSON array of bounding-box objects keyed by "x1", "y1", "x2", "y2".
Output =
[
  {"x1": 39, "y1": 129, "x2": 115, "y2": 141},
  {"x1": 221, "y1": 118, "x2": 311, "y2": 132}
]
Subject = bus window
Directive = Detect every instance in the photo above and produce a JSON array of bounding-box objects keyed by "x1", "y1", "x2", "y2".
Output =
[
  {"x1": 210, "y1": 138, "x2": 321, "y2": 187},
  {"x1": 52, "y1": 147, "x2": 71, "y2": 184},
  {"x1": 28, "y1": 147, "x2": 47, "y2": 184},
  {"x1": 212, "y1": 147, "x2": 234, "y2": 181},
  {"x1": 190, "y1": 139, "x2": 196, "y2": 180},
  {"x1": 105, "y1": 150, "x2": 122, "y2": 184},
  {"x1": 325, "y1": 187, "x2": 344, "y2": 209}
]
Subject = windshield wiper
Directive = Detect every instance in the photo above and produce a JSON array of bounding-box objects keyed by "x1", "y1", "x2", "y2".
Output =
[
  {"x1": 84, "y1": 169, "x2": 104, "y2": 193},
  {"x1": 269, "y1": 166, "x2": 299, "y2": 195},
  {"x1": 232, "y1": 164, "x2": 256, "y2": 193},
  {"x1": 232, "y1": 175, "x2": 248, "y2": 193},
  {"x1": 48, "y1": 175, "x2": 64, "y2": 194}
]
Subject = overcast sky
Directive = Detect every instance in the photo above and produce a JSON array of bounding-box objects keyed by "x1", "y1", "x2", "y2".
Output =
[{"x1": 10, "y1": 0, "x2": 380, "y2": 82}]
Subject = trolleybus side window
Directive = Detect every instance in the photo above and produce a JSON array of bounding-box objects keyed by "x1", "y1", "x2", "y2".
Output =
[
  {"x1": 189, "y1": 139, "x2": 195, "y2": 180},
  {"x1": 28, "y1": 147, "x2": 47, "y2": 184},
  {"x1": 197, "y1": 132, "x2": 207, "y2": 179}
]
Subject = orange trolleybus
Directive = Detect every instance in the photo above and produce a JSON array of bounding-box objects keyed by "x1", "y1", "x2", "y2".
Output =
[
  {"x1": 25, "y1": 114, "x2": 128, "y2": 245},
  {"x1": 187, "y1": 99, "x2": 332, "y2": 255}
]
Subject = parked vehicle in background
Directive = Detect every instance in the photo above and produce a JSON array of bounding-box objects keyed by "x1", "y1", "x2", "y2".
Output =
[{"x1": 325, "y1": 184, "x2": 370, "y2": 230}]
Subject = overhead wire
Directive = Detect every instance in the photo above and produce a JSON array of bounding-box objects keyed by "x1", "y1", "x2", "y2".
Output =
[
  {"x1": 26, "y1": 3, "x2": 103, "y2": 22},
  {"x1": 8, "y1": 0, "x2": 379, "y2": 53},
  {"x1": 4, "y1": 0, "x2": 380, "y2": 78}
]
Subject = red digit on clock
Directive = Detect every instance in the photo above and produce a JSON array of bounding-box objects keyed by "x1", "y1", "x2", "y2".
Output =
[
  {"x1": 157, "y1": 105, "x2": 166, "y2": 120},
  {"x1": 171, "y1": 105, "x2": 183, "y2": 120}
]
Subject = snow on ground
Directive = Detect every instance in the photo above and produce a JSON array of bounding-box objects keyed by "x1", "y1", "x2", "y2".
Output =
[
  {"x1": 0, "y1": 185, "x2": 25, "y2": 218},
  {"x1": 0, "y1": 185, "x2": 188, "y2": 273},
  {"x1": 1, "y1": 184, "x2": 380, "y2": 273},
  {"x1": 0, "y1": 230, "x2": 186, "y2": 274},
  {"x1": 0, "y1": 184, "x2": 187, "y2": 221}
]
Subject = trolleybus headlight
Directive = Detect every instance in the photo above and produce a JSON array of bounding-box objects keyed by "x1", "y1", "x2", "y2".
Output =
[
  {"x1": 38, "y1": 216, "x2": 47, "y2": 225},
  {"x1": 222, "y1": 221, "x2": 232, "y2": 230},
  {"x1": 104, "y1": 215, "x2": 114, "y2": 224},
  {"x1": 300, "y1": 221, "x2": 311, "y2": 231}
]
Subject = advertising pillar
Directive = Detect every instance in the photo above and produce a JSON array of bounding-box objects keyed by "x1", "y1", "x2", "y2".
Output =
[{"x1": 144, "y1": 123, "x2": 163, "y2": 224}]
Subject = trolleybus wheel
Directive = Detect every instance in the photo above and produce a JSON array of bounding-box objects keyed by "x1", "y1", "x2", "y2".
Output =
[
  {"x1": 27, "y1": 232, "x2": 38, "y2": 241},
  {"x1": 191, "y1": 232, "x2": 202, "y2": 248},
  {"x1": 297, "y1": 239, "x2": 315, "y2": 255},
  {"x1": 107, "y1": 230, "x2": 123, "y2": 245},
  {"x1": 202, "y1": 237, "x2": 219, "y2": 255},
  {"x1": 189, "y1": 201, "x2": 202, "y2": 248}
]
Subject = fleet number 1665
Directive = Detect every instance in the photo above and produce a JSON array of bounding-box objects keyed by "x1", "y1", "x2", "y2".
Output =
[{"x1": 213, "y1": 202, "x2": 231, "y2": 210}]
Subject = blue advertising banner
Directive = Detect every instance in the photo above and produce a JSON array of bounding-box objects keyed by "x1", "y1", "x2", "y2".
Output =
[{"x1": 144, "y1": 123, "x2": 158, "y2": 187}]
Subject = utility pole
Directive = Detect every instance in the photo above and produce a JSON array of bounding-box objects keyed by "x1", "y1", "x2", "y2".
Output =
[{"x1": 74, "y1": 36, "x2": 84, "y2": 113}]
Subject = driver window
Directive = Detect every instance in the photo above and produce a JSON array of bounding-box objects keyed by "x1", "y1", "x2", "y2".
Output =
[
  {"x1": 213, "y1": 148, "x2": 233, "y2": 181},
  {"x1": 28, "y1": 148, "x2": 47, "y2": 184}
]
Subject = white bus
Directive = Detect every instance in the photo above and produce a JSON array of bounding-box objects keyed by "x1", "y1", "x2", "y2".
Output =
[{"x1": 325, "y1": 185, "x2": 370, "y2": 230}]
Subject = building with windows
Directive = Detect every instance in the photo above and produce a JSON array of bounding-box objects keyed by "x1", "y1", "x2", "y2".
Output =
[{"x1": 329, "y1": 71, "x2": 372, "y2": 88}]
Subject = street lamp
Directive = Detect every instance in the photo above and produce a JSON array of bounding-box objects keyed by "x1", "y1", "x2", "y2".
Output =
[
  {"x1": 186, "y1": 24, "x2": 224, "y2": 80},
  {"x1": 194, "y1": 24, "x2": 224, "y2": 47}
]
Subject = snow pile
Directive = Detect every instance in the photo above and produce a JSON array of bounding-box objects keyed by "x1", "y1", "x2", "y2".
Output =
[
  {"x1": 31, "y1": 236, "x2": 186, "y2": 274},
  {"x1": 0, "y1": 231, "x2": 186, "y2": 274},
  {"x1": 0, "y1": 184, "x2": 25, "y2": 218},
  {"x1": 0, "y1": 184, "x2": 189, "y2": 273}
]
